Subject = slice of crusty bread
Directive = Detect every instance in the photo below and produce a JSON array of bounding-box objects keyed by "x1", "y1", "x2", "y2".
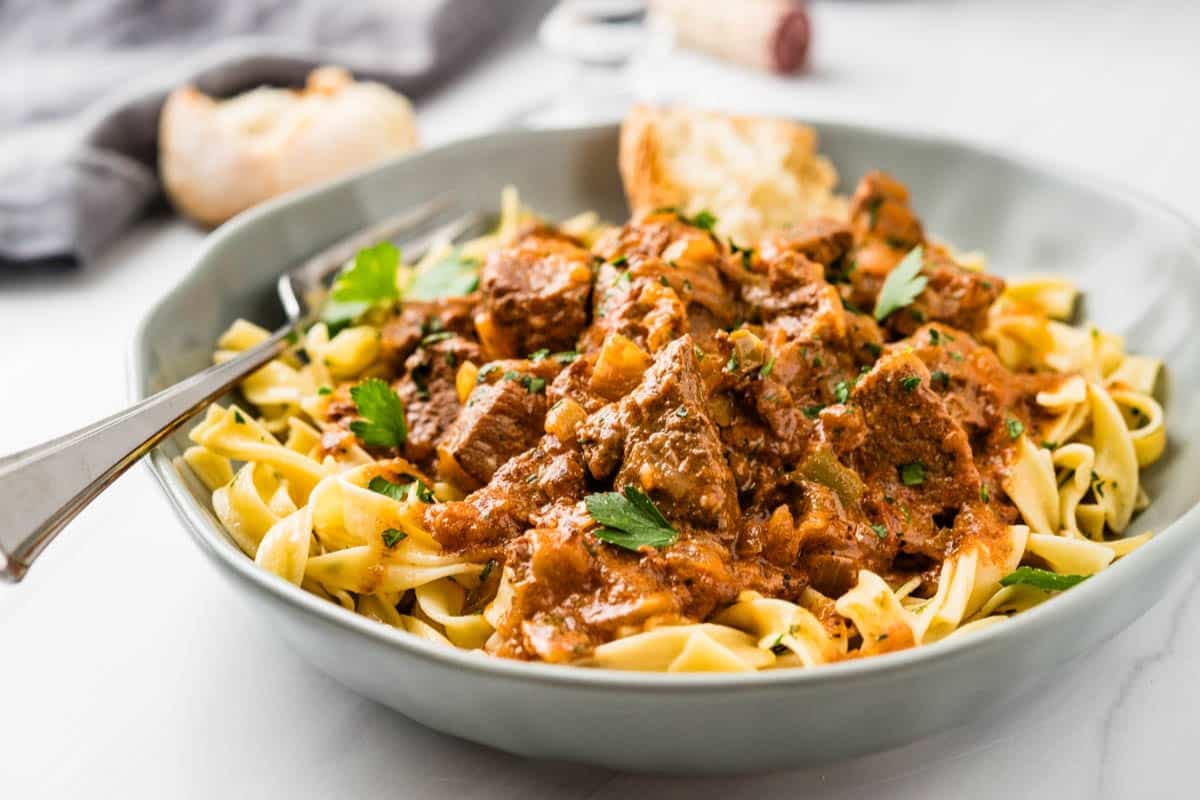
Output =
[{"x1": 619, "y1": 105, "x2": 845, "y2": 243}]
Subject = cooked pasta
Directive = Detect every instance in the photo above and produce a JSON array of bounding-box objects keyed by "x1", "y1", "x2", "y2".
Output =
[{"x1": 185, "y1": 162, "x2": 1165, "y2": 673}]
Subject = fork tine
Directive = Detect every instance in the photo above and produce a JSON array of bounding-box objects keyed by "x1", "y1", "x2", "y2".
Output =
[
  {"x1": 400, "y1": 210, "x2": 492, "y2": 263},
  {"x1": 292, "y1": 193, "x2": 454, "y2": 288}
]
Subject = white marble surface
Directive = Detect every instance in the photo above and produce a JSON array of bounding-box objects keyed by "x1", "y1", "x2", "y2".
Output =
[{"x1": 3, "y1": 2, "x2": 1200, "y2": 797}]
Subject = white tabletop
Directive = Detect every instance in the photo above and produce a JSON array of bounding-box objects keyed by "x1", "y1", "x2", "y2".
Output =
[{"x1": 3, "y1": 2, "x2": 1199, "y2": 797}]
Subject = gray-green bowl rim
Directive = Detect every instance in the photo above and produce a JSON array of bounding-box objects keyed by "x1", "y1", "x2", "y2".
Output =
[{"x1": 128, "y1": 118, "x2": 1200, "y2": 693}]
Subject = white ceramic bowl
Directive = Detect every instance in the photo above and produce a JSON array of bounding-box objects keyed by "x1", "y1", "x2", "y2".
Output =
[{"x1": 132, "y1": 123, "x2": 1200, "y2": 774}]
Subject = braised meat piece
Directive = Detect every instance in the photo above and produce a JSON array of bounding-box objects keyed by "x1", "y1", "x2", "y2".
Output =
[
  {"x1": 843, "y1": 171, "x2": 1004, "y2": 337},
  {"x1": 426, "y1": 435, "x2": 586, "y2": 557},
  {"x1": 480, "y1": 232, "x2": 594, "y2": 356},
  {"x1": 578, "y1": 335, "x2": 740, "y2": 537},
  {"x1": 443, "y1": 376, "x2": 548, "y2": 485},
  {"x1": 394, "y1": 336, "x2": 480, "y2": 470},
  {"x1": 761, "y1": 217, "x2": 854, "y2": 270},
  {"x1": 590, "y1": 210, "x2": 739, "y2": 352},
  {"x1": 379, "y1": 296, "x2": 478, "y2": 369}
]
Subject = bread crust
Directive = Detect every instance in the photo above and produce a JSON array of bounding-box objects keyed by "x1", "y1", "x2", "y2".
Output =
[{"x1": 618, "y1": 105, "x2": 842, "y2": 242}]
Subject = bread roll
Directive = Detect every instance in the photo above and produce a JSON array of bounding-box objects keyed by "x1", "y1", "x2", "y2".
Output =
[
  {"x1": 619, "y1": 104, "x2": 844, "y2": 244},
  {"x1": 160, "y1": 66, "x2": 418, "y2": 227}
]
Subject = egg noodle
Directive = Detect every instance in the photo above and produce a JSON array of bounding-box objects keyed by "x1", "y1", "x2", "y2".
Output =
[{"x1": 182, "y1": 188, "x2": 1165, "y2": 673}]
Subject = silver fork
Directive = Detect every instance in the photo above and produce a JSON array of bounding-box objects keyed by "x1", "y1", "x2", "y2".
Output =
[{"x1": 0, "y1": 198, "x2": 488, "y2": 582}]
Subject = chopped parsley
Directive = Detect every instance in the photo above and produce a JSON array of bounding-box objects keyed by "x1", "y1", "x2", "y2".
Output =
[
  {"x1": 317, "y1": 386, "x2": 333, "y2": 396},
  {"x1": 476, "y1": 363, "x2": 502, "y2": 383},
  {"x1": 980, "y1": 484, "x2": 990, "y2": 503},
  {"x1": 611, "y1": 255, "x2": 629, "y2": 267},
  {"x1": 899, "y1": 461, "x2": 927, "y2": 486},
  {"x1": 1041, "y1": 440, "x2": 1058, "y2": 450},
  {"x1": 233, "y1": 410, "x2": 246, "y2": 424},
  {"x1": 421, "y1": 331, "x2": 454, "y2": 346},
  {"x1": 1006, "y1": 418, "x2": 1025, "y2": 440},
  {"x1": 759, "y1": 356, "x2": 776, "y2": 379},
  {"x1": 350, "y1": 378, "x2": 407, "y2": 448},
  {"x1": 865, "y1": 342, "x2": 882, "y2": 359},
  {"x1": 999, "y1": 566, "x2": 1088, "y2": 591},
  {"x1": 526, "y1": 376, "x2": 547, "y2": 394},
  {"x1": 834, "y1": 381, "x2": 850, "y2": 404},
  {"x1": 675, "y1": 406, "x2": 689, "y2": 418},
  {"x1": 528, "y1": 348, "x2": 550, "y2": 362},
  {"x1": 802, "y1": 404, "x2": 825, "y2": 419},
  {"x1": 730, "y1": 240, "x2": 755, "y2": 271},
  {"x1": 478, "y1": 559, "x2": 497, "y2": 583},
  {"x1": 873, "y1": 246, "x2": 927, "y2": 322},
  {"x1": 585, "y1": 486, "x2": 679, "y2": 552},
  {"x1": 901, "y1": 375, "x2": 921, "y2": 392},
  {"x1": 930, "y1": 370, "x2": 950, "y2": 388},
  {"x1": 870, "y1": 524, "x2": 889, "y2": 539},
  {"x1": 726, "y1": 351, "x2": 740, "y2": 372},
  {"x1": 552, "y1": 350, "x2": 580, "y2": 364},
  {"x1": 381, "y1": 528, "x2": 407, "y2": 548}
]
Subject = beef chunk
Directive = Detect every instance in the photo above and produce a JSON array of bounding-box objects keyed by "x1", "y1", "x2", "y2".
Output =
[
  {"x1": 842, "y1": 171, "x2": 1003, "y2": 337},
  {"x1": 380, "y1": 296, "x2": 478, "y2": 369},
  {"x1": 480, "y1": 233, "x2": 593, "y2": 356},
  {"x1": 844, "y1": 350, "x2": 980, "y2": 507},
  {"x1": 762, "y1": 218, "x2": 854, "y2": 269},
  {"x1": 897, "y1": 323, "x2": 1062, "y2": 463},
  {"x1": 589, "y1": 213, "x2": 739, "y2": 352},
  {"x1": 394, "y1": 336, "x2": 479, "y2": 470},
  {"x1": 587, "y1": 261, "x2": 691, "y2": 354},
  {"x1": 578, "y1": 335, "x2": 740, "y2": 536},
  {"x1": 849, "y1": 170, "x2": 925, "y2": 252},
  {"x1": 426, "y1": 436, "x2": 586, "y2": 556},
  {"x1": 741, "y1": 249, "x2": 845, "y2": 330},
  {"x1": 443, "y1": 376, "x2": 547, "y2": 485},
  {"x1": 901, "y1": 250, "x2": 1004, "y2": 337}
]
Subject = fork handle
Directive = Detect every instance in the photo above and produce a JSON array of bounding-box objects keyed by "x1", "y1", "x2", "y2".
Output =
[{"x1": 0, "y1": 325, "x2": 294, "y2": 582}]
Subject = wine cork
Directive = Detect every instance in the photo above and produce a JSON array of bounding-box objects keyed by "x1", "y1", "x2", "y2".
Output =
[{"x1": 649, "y1": 0, "x2": 811, "y2": 74}]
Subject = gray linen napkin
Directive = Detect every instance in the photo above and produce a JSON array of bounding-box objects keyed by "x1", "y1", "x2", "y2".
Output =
[{"x1": 0, "y1": 0, "x2": 505, "y2": 267}]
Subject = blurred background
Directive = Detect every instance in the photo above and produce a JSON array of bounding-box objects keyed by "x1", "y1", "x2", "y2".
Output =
[{"x1": 3, "y1": 0, "x2": 1198, "y2": 270}]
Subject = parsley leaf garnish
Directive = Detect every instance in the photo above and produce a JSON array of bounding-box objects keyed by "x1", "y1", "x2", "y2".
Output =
[
  {"x1": 930, "y1": 370, "x2": 950, "y2": 388},
  {"x1": 899, "y1": 461, "x2": 927, "y2": 486},
  {"x1": 585, "y1": 486, "x2": 679, "y2": 552},
  {"x1": 759, "y1": 356, "x2": 776, "y2": 378},
  {"x1": 407, "y1": 250, "x2": 481, "y2": 300},
  {"x1": 331, "y1": 241, "x2": 401, "y2": 305},
  {"x1": 999, "y1": 566, "x2": 1088, "y2": 591},
  {"x1": 901, "y1": 375, "x2": 921, "y2": 392},
  {"x1": 873, "y1": 246, "x2": 928, "y2": 321},
  {"x1": 350, "y1": 378, "x2": 407, "y2": 448},
  {"x1": 321, "y1": 242, "x2": 402, "y2": 331},
  {"x1": 870, "y1": 524, "x2": 889, "y2": 539},
  {"x1": 834, "y1": 381, "x2": 850, "y2": 404},
  {"x1": 381, "y1": 528, "x2": 407, "y2": 548},
  {"x1": 1006, "y1": 418, "x2": 1025, "y2": 440},
  {"x1": 803, "y1": 404, "x2": 825, "y2": 419}
]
